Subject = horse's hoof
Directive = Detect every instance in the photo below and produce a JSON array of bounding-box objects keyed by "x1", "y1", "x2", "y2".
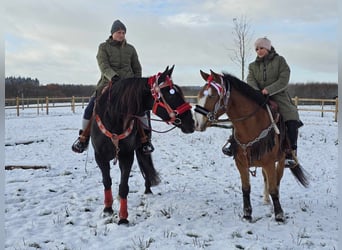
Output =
[
  {"x1": 118, "y1": 218, "x2": 129, "y2": 225},
  {"x1": 243, "y1": 215, "x2": 252, "y2": 222},
  {"x1": 144, "y1": 188, "x2": 153, "y2": 194},
  {"x1": 275, "y1": 213, "x2": 285, "y2": 222},
  {"x1": 103, "y1": 207, "x2": 114, "y2": 215}
]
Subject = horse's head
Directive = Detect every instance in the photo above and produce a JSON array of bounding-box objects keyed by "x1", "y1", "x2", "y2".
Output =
[
  {"x1": 148, "y1": 65, "x2": 195, "y2": 134},
  {"x1": 194, "y1": 70, "x2": 227, "y2": 131}
]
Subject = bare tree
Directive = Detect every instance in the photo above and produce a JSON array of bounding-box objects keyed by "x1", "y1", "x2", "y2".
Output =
[{"x1": 229, "y1": 16, "x2": 253, "y2": 80}]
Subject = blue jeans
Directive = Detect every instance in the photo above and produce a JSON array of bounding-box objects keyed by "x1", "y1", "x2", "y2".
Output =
[{"x1": 83, "y1": 96, "x2": 96, "y2": 120}]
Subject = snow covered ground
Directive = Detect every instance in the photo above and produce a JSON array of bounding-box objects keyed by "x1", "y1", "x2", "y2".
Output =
[{"x1": 4, "y1": 105, "x2": 338, "y2": 249}]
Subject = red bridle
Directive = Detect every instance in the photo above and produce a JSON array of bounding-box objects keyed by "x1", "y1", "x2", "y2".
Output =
[{"x1": 148, "y1": 73, "x2": 192, "y2": 123}]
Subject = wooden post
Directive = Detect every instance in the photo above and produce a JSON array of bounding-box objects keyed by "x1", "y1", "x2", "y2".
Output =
[
  {"x1": 71, "y1": 96, "x2": 75, "y2": 113},
  {"x1": 45, "y1": 97, "x2": 49, "y2": 115},
  {"x1": 37, "y1": 98, "x2": 39, "y2": 115},
  {"x1": 335, "y1": 98, "x2": 338, "y2": 122},
  {"x1": 321, "y1": 100, "x2": 324, "y2": 117},
  {"x1": 294, "y1": 96, "x2": 298, "y2": 106},
  {"x1": 16, "y1": 96, "x2": 19, "y2": 116}
]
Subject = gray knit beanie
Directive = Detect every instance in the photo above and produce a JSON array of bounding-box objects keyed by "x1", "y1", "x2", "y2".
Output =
[
  {"x1": 111, "y1": 20, "x2": 126, "y2": 34},
  {"x1": 254, "y1": 37, "x2": 272, "y2": 51}
]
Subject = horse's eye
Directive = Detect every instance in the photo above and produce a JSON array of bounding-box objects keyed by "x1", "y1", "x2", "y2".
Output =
[{"x1": 169, "y1": 89, "x2": 175, "y2": 95}]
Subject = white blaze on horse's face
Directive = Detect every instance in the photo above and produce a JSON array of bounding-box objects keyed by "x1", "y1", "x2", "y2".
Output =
[{"x1": 195, "y1": 87, "x2": 212, "y2": 131}]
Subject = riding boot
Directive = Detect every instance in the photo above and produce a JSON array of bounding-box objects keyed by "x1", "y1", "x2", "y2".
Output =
[
  {"x1": 138, "y1": 112, "x2": 154, "y2": 154},
  {"x1": 222, "y1": 127, "x2": 235, "y2": 157},
  {"x1": 285, "y1": 120, "x2": 299, "y2": 168},
  {"x1": 72, "y1": 118, "x2": 92, "y2": 153}
]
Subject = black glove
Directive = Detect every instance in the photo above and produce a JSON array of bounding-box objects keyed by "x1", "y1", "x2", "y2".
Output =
[{"x1": 111, "y1": 75, "x2": 120, "y2": 83}]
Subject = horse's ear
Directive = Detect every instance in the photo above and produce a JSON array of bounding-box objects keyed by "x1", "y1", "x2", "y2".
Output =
[
  {"x1": 158, "y1": 66, "x2": 169, "y2": 84},
  {"x1": 168, "y1": 65, "x2": 175, "y2": 76},
  {"x1": 200, "y1": 70, "x2": 209, "y2": 81},
  {"x1": 210, "y1": 70, "x2": 221, "y2": 83}
]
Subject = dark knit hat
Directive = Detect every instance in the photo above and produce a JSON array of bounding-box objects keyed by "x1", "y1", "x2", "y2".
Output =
[
  {"x1": 254, "y1": 37, "x2": 272, "y2": 51},
  {"x1": 111, "y1": 20, "x2": 126, "y2": 34}
]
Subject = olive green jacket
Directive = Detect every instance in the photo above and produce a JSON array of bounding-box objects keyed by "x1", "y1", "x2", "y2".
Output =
[
  {"x1": 246, "y1": 48, "x2": 299, "y2": 121},
  {"x1": 95, "y1": 37, "x2": 142, "y2": 93}
]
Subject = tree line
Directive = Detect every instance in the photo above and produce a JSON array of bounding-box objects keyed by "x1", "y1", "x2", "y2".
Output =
[
  {"x1": 5, "y1": 76, "x2": 338, "y2": 99},
  {"x1": 5, "y1": 76, "x2": 95, "y2": 98}
]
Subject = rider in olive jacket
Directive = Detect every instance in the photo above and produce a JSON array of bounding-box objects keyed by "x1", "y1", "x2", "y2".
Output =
[
  {"x1": 72, "y1": 20, "x2": 154, "y2": 155},
  {"x1": 247, "y1": 47, "x2": 299, "y2": 122},
  {"x1": 223, "y1": 37, "x2": 303, "y2": 168},
  {"x1": 96, "y1": 37, "x2": 142, "y2": 94}
]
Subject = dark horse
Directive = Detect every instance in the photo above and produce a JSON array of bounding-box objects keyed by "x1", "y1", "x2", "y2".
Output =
[
  {"x1": 194, "y1": 70, "x2": 309, "y2": 222},
  {"x1": 91, "y1": 65, "x2": 195, "y2": 224}
]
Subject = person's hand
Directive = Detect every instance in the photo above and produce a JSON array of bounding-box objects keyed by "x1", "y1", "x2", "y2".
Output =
[
  {"x1": 111, "y1": 75, "x2": 120, "y2": 83},
  {"x1": 261, "y1": 88, "x2": 269, "y2": 95}
]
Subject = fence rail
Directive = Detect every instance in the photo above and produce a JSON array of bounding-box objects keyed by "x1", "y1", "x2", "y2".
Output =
[{"x1": 5, "y1": 96, "x2": 338, "y2": 122}]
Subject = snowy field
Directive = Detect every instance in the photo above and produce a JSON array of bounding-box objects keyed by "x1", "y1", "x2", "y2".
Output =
[{"x1": 4, "y1": 105, "x2": 338, "y2": 249}]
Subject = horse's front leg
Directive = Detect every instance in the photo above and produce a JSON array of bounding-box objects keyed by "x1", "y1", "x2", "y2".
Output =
[
  {"x1": 97, "y1": 161, "x2": 114, "y2": 215},
  {"x1": 236, "y1": 160, "x2": 252, "y2": 221},
  {"x1": 117, "y1": 152, "x2": 134, "y2": 225}
]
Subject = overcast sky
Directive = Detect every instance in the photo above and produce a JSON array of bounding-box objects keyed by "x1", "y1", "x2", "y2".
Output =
[{"x1": 4, "y1": 0, "x2": 338, "y2": 86}]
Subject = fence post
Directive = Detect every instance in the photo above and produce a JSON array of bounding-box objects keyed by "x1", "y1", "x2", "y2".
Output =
[
  {"x1": 71, "y1": 96, "x2": 75, "y2": 113},
  {"x1": 16, "y1": 96, "x2": 20, "y2": 116},
  {"x1": 45, "y1": 97, "x2": 49, "y2": 115},
  {"x1": 294, "y1": 96, "x2": 298, "y2": 106},
  {"x1": 335, "y1": 98, "x2": 338, "y2": 122},
  {"x1": 321, "y1": 100, "x2": 324, "y2": 117},
  {"x1": 37, "y1": 98, "x2": 39, "y2": 115}
]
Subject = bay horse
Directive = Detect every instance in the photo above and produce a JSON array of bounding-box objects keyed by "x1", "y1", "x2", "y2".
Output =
[
  {"x1": 91, "y1": 65, "x2": 195, "y2": 224},
  {"x1": 194, "y1": 70, "x2": 309, "y2": 222}
]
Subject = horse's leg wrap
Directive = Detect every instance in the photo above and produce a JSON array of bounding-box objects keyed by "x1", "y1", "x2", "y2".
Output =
[
  {"x1": 104, "y1": 189, "x2": 113, "y2": 208},
  {"x1": 119, "y1": 198, "x2": 128, "y2": 219}
]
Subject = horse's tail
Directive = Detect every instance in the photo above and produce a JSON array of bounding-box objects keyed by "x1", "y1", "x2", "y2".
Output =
[
  {"x1": 290, "y1": 163, "x2": 310, "y2": 188},
  {"x1": 135, "y1": 148, "x2": 161, "y2": 187}
]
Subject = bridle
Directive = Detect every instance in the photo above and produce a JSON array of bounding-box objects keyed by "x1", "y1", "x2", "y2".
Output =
[
  {"x1": 94, "y1": 71, "x2": 192, "y2": 162},
  {"x1": 148, "y1": 73, "x2": 192, "y2": 125},
  {"x1": 197, "y1": 74, "x2": 268, "y2": 123},
  {"x1": 94, "y1": 73, "x2": 191, "y2": 147}
]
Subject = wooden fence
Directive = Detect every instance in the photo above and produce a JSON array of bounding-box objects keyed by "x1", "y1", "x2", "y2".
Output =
[
  {"x1": 5, "y1": 96, "x2": 91, "y2": 116},
  {"x1": 5, "y1": 96, "x2": 339, "y2": 122}
]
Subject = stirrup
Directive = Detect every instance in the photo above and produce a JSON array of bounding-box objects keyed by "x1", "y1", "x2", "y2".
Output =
[{"x1": 142, "y1": 141, "x2": 154, "y2": 154}]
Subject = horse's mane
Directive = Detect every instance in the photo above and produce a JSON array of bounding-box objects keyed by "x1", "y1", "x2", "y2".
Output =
[
  {"x1": 97, "y1": 78, "x2": 149, "y2": 119},
  {"x1": 222, "y1": 73, "x2": 267, "y2": 106},
  {"x1": 112, "y1": 78, "x2": 149, "y2": 115}
]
